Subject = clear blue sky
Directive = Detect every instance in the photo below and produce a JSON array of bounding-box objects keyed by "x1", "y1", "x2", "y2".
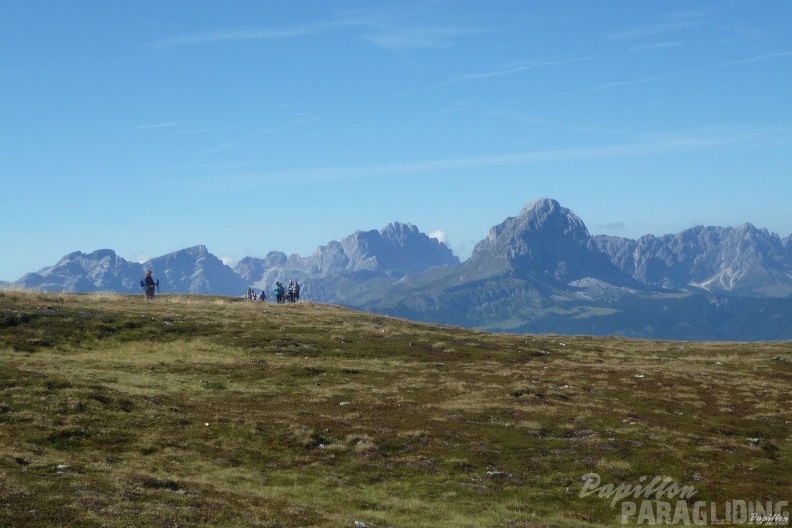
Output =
[{"x1": 2, "y1": 1, "x2": 791, "y2": 282}]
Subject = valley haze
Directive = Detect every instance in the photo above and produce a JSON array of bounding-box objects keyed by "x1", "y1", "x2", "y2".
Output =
[{"x1": 6, "y1": 199, "x2": 792, "y2": 342}]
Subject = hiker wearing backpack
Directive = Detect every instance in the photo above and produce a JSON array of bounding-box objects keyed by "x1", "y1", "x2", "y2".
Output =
[{"x1": 141, "y1": 270, "x2": 158, "y2": 299}]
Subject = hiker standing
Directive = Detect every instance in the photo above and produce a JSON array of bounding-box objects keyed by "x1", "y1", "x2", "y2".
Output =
[
  {"x1": 143, "y1": 270, "x2": 157, "y2": 299},
  {"x1": 274, "y1": 282, "x2": 284, "y2": 303}
]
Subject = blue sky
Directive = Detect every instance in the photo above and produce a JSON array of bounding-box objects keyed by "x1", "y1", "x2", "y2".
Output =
[{"x1": 2, "y1": 1, "x2": 791, "y2": 282}]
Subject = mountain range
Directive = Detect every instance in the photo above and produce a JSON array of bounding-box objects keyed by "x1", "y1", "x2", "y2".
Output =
[{"x1": 6, "y1": 198, "x2": 792, "y2": 341}]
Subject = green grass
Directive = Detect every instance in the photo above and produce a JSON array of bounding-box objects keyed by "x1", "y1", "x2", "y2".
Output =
[{"x1": 0, "y1": 290, "x2": 790, "y2": 527}]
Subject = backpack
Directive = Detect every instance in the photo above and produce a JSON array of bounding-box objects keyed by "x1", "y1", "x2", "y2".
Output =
[{"x1": 140, "y1": 278, "x2": 145, "y2": 288}]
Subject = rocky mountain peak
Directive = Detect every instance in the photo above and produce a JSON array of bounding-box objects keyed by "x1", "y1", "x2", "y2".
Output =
[
  {"x1": 594, "y1": 220, "x2": 792, "y2": 296},
  {"x1": 484, "y1": 198, "x2": 589, "y2": 246},
  {"x1": 519, "y1": 198, "x2": 590, "y2": 239},
  {"x1": 379, "y1": 221, "x2": 420, "y2": 241},
  {"x1": 337, "y1": 222, "x2": 457, "y2": 275},
  {"x1": 468, "y1": 198, "x2": 635, "y2": 287},
  {"x1": 145, "y1": 245, "x2": 245, "y2": 295}
]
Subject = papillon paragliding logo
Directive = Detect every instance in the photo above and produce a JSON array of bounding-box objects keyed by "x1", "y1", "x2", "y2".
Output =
[{"x1": 579, "y1": 472, "x2": 789, "y2": 525}]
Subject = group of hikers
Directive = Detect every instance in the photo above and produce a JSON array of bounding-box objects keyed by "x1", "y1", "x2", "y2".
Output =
[
  {"x1": 246, "y1": 281, "x2": 300, "y2": 303},
  {"x1": 245, "y1": 287, "x2": 263, "y2": 301},
  {"x1": 140, "y1": 270, "x2": 300, "y2": 304},
  {"x1": 273, "y1": 280, "x2": 300, "y2": 303}
]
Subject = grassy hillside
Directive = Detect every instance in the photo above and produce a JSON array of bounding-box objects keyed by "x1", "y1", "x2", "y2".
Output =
[{"x1": 1, "y1": 290, "x2": 790, "y2": 527}]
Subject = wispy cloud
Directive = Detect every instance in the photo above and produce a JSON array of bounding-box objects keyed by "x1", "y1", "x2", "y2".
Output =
[
  {"x1": 138, "y1": 121, "x2": 180, "y2": 130},
  {"x1": 161, "y1": 159, "x2": 261, "y2": 173},
  {"x1": 608, "y1": 20, "x2": 702, "y2": 40},
  {"x1": 188, "y1": 144, "x2": 236, "y2": 158},
  {"x1": 573, "y1": 51, "x2": 792, "y2": 95},
  {"x1": 176, "y1": 127, "x2": 236, "y2": 135},
  {"x1": 628, "y1": 42, "x2": 686, "y2": 52},
  {"x1": 362, "y1": 26, "x2": 483, "y2": 50},
  {"x1": 147, "y1": 20, "x2": 360, "y2": 48},
  {"x1": 711, "y1": 51, "x2": 792, "y2": 68},
  {"x1": 440, "y1": 56, "x2": 596, "y2": 87},
  {"x1": 719, "y1": 25, "x2": 772, "y2": 43},
  {"x1": 148, "y1": 12, "x2": 479, "y2": 52},
  {"x1": 210, "y1": 126, "x2": 789, "y2": 188},
  {"x1": 335, "y1": 5, "x2": 488, "y2": 50},
  {"x1": 286, "y1": 113, "x2": 321, "y2": 126},
  {"x1": 137, "y1": 122, "x2": 237, "y2": 135},
  {"x1": 571, "y1": 72, "x2": 683, "y2": 95},
  {"x1": 428, "y1": 230, "x2": 447, "y2": 244},
  {"x1": 608, "y1": 10, "x2": 709, "y2": 40},
  {"x1": 517, "y1": 117, "x2": 627, "y2": 137}
]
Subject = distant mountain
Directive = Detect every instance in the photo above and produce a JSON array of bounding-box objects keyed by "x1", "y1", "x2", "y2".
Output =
[
  {"x1": 11, "y1": 246, "x2": 248, "y2": 296},
  {"x1": 14, "y1": 249, "x2": 143, "y2": 293},
  {"x1": 594, "y1": 223, "x2": 792, "y2": 297},
  {"x1": 234, "y1": 222, "x2": 459, "y2": 303},
  {"x1": 234, "y1": 252, "x2": 287, "y2": 286},
  {"x1": 12, "y1": 223, "x2": 458, "y2": 302},
  {"x1": 338, "y1": 222, "x2": 458, "y2": 276},
  {"x1": 361, "y1": 199, "x2": 650, "y2": 329},
  {"x1": 360, "y1": 199, "x2": 792, "y2": 340},
  {"x1": 459, "y1": 198, "x2": 641, "y2": 290},
  {"x1": 146, "y1": 245, "x2": 247, "y2": 296},
  {"x1": 9, "y1": 199, "x2": 792, "y2": 340}
]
